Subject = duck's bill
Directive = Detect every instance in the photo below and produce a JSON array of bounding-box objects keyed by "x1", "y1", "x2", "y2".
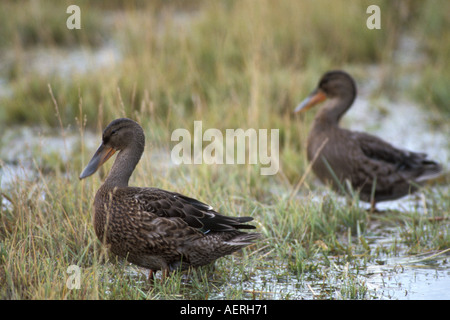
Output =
[
  {"x1": 294, "y1": 89, "x2": 326, "y2": 113},
  {"x1": 79, "y1": 143, "x2": 116, "y2": 179}
]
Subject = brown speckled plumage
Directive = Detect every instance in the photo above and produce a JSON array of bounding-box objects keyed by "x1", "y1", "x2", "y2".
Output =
[
  {"x1": 295, "y1": 71, "x2": 442, "y2": 210},
  {"x1": 80, "y1": 118, "x2": 260, "y2": 277}
]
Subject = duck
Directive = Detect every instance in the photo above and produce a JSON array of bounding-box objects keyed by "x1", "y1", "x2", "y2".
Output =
[
  {"x1": 79, "y1": 118, "x2": 260, "y2": 280},
  {"x1": 294, "y1": 70, "x2": 442, "y2": 211}
]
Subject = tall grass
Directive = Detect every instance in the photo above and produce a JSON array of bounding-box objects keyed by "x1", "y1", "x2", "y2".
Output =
[
  {"x1": 0, "y1": 0, "x2": 405, "y2": 127},
  {"x1": 412, "y1": 1, "x2": 450, "y2": 115}
]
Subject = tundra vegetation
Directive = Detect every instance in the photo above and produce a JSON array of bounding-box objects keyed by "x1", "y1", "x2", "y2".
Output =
[{"x1": 0, "y1": 0, "x2": 448, "y2": 299}]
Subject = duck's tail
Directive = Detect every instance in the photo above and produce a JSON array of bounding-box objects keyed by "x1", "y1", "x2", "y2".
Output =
[
  {"x1": 414, "y1": 159, "x2": 443, "y2": 183},
  {"x1": 224, "y1": 232, "x2": 262, "y2": 247}
]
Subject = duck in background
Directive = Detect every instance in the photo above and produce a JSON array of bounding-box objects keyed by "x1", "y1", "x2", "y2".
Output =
[{"x1": 294, "y1": 70, "x2": 442, "y2": 211}]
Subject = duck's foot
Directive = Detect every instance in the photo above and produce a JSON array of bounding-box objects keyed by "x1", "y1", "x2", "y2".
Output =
[
  {"x1": 366, "y1": 208, "x2": 385, "y2": 214},
  {"x1": 427, "y1": 216, "x2": 448, "y2": 222}
]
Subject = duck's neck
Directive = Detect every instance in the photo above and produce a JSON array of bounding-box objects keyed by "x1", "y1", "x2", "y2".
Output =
[
  {"x1": 102, "y1": 140, "x2": 144, "y2": 189},
  {"x1": 314, "y1": 93, "x2": 355, "y2": 127}
]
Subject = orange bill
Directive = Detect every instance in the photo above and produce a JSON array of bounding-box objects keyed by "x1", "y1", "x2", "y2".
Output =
[
  {"x1": 294, "y1": 89, "x2": 327, "y2": 113},
  {"x1": 79, "y1": 143, "x2": 116, "y2": 179}
]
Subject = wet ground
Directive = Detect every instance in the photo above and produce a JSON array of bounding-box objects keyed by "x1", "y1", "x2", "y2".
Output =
[
  {"x1": 3, "y1": 117, "x2": 447, "y2": 300},
  {"x1": 365, "y1": 248, "x2": 450, "y2": 299}
]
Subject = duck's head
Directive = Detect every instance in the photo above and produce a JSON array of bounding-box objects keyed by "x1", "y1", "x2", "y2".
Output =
[
  {"x1": 79, "y1": 118, "x2": 144, "y2": 180},
  {"x1": 294, "y1": 70, "x2": 356, "y2": 113}
]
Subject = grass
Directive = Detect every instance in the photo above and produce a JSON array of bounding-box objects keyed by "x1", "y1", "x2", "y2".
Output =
[
  {"x1": 1, "y1": 130, "x2": 448, "y2": 300},
  {"x1": 0, "y1": 0, "x2": 404, "y2": 128},
  {"x1": 0, "y1": 0, "x2": 449, "y2": 300},
  {"x1": 412, "y1": 1, "x2": 450, "y2": 115}
]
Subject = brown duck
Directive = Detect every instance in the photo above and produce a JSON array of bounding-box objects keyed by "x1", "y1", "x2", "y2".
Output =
[
  {"x1": 79, "y1": 118, "x2": 260, "y2": 279},
  {"x1": 295, "y1": 70, "x2": 442, "y2": 210}
]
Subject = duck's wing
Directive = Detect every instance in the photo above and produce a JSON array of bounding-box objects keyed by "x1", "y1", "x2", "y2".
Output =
[
  {"x1": 353, "y1": 131, "x2": 442, "y2": 184},
  {"x1": 130, "y1": 187, "x2": 256, "y2": 233}
]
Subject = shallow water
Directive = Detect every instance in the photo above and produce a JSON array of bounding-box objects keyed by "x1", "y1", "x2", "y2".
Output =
[
  {"x1": 365, "y1": 250, "x2": 450, "y2": 300},
  {"x1": 0, "y1": 126, "x2": 96, "y2": 189},
  {"x1": 347, "y1": 92, "x2": 449, "y2": 166}
]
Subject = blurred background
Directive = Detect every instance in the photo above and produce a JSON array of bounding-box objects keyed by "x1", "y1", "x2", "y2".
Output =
[
  {"x1": 0, "y1": 0, "x2": 448, "y2": 122},
  {"x1": 0, "y1": 0, "x2": 448, "y2": 180}
]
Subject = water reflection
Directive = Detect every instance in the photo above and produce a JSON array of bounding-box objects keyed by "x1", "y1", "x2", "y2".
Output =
[{"x1": 366, "y1": 251, "x2": 450, "y2": 299}]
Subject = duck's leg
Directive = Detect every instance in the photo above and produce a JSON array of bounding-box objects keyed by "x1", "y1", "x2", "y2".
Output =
[
  {"x1": 161, "y1": 268, "x2": 170, "y2": 281},
  {"x1": 368, "y1": 199, "x2": 385, "y2": 213},
  {"x1": 147, "y1": 269, "x2": 169, "y2": 284},
  {"x1": 147, "y1": 269, "x2": 155, "y2": 282},
  {"x1": 370, "y1": 198, "x2": 377, "y2": 213}
]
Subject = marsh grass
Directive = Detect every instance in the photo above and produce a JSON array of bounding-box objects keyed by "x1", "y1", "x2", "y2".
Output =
[
  {"x1": 411, "y1": 1, "x2": 450, "y2": 115},
  {"x1": 0, "y1": 0, "x2": 405, "y2": 128},
  {"x1": 0, "y1": 0, "x2": 449, "y2": 300},
  {"x1": 0, "y1": 119, "x2": 448, "y2": 299}
]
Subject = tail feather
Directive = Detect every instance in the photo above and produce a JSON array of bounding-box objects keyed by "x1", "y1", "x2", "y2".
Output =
[
  {"x1": 224, "y1": 232, "x2": 262, "y2": 246},
  {"x1": 414, "y1": 160, "x2": 443, "y2": 183}
]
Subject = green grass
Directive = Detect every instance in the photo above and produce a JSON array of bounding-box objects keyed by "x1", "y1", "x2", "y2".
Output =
[
  {"x1": 0, "y1": 0, "x2": 405, "y2": 128},
  {"x1": 411, "y1": 1, "x2": 450, "y2": 115},
  {"x1": 1, "y1": 125, "x2": 448, "y2": 299},
  {"x1": 0, "y1": 0, "x2": 449, "y2": 300}
]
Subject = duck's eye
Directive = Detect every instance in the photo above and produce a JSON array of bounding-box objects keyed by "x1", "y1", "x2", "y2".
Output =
[{"x1": 111, "y1": 129, "x2": 118, "y2": 135}]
